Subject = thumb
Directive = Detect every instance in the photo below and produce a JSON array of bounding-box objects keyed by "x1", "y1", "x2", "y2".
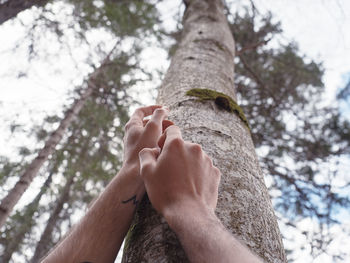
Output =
[{"x1": 139, "y1": 148, "x2": 159, "y2": 178}]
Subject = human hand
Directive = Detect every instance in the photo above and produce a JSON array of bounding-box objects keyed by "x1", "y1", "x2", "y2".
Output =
[
  {"x1": 123, "y1": 105, "x2": 173, "y2": 170},
  {"x1": 138, "y1": 125, "x2": 221, "y2": 220}
]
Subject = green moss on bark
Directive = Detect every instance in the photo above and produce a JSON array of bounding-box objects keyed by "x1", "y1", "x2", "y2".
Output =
[
  {"x1": 123, "y1": 195, "x2": 150, "y2": 255},
  {"x1": 186, "y1": 88, "x2": 250, "y2": 130},
  {"x1": 123, "y1": 221, "x2": 136, "y2": 251}
]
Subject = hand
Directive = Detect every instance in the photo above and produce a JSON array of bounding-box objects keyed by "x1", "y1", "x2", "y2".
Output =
[
  {"x1": 138, "y1": 125, "x2": 221, "y2": 220},
  {"x1": 42, "y1": 106, "x2": 173, "y2": 263},
  {"x1": 138, "y1": 127, "x2": 262, "y2": 263},
  {"x1": 123, "y1": 105, "x2": 173, "y2": 170}
]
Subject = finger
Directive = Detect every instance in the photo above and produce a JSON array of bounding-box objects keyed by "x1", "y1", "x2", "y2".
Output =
[
  {"x1": 144, "y1": 119, "x2": 172, "y2": 129},
  {"x1": 162, "y1": 120, "x2": 174, "y2": 132},
  {"x1": 157, "y1": 132, "x2": 166, "y2": 149},
  {"x1": 128, "y1": 105, "x2": 163, "y2": 128},
  {"x1": 143, "y1": 119, "x2": 149, "y2": 127},
  {"x1": 158, "y1": 125, "x2": 183, "y2": 149},
  {"x1": 157, "y1": 120, "x2": 175, "y2": 149},
  {"x1": 139, "y1": 148, "x2": 160, "y2": 178},
  {"x1": 188, "y1": 142, "x2": 203, "y2": 155},
  {"x1": 213, "y1": 166, "x2": 221, "y2": 178},
  {"x1": 145, "y1": 107, "x2": 169, "y2": 133}
]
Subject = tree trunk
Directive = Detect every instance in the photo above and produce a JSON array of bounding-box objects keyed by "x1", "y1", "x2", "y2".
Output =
[
  {"x1": 123, "y1": 0, "x2": 286, "y2": 262},
  {"x1": 0, "y1": 85, "x2": 94, "y2": 228},
  {"x1": 0, "y1": 0, "x2": 49, "y2": 25},
  {"x1": 0, "y1": 47, "x2": 118, "y2": 228},
  {"x1": 0, "y1": 172, "x2": 53, "y2": 263},
  {"x1": 29, "y1": 173, "x2": 75, "y2": 263}
]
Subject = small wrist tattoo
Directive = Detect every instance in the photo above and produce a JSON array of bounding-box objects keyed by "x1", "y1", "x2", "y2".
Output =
[{"x1": 122, "y1": 195, "x2": 139, "y2": 205}]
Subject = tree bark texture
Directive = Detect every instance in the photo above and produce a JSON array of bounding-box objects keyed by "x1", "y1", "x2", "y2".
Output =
[
  {"x1": 0, "y1": 0, "x2": 49, "y2": 25},
  {"x1": 30, "y1": 174, "x2": 74, "y2": 263},
  {"x1": 123, "y1": 0, "x2": 286, "y2": 262}
]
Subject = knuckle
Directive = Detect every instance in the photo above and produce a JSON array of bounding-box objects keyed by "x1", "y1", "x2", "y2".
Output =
[
  {"x1": 213, "y1": 167, "x2": 221, "y2": 178},
  {"x1": 140, "y1": 162, "x2": 153, "y2": 176},
  {"x1": 169, "y1": 137, "x2": 184, "y2": 148},
  {"x1": 190, "y1": 143, "x2": 202, "y2": 153},
  {"x1": 124, "y1": 121, "x2": 133, "y2": 131},
  {"x1": 204, "y1": 154, "x2": 213, "y2": 165},
  {"x1": 139, "y1": 148, "x2": 148, "y2": 156},
  {"x1": 146, "y1": 120, "x2": 158, "y2": 130},
  {"x1": 134, "y1": 108, "x2": 142, "y2": 115}
]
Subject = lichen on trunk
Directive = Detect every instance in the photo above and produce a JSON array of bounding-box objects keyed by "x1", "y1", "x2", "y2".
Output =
[{"x1": 123, "y1": 0, "x2": 286, "y2": 262}]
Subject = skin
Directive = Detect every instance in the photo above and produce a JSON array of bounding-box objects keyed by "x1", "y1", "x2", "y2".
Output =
[
  {"x1": 43, "y1": 105, "x2": 261, "y2": 263},
  {"x1": 42, "y1": 105, "x2": 172, "y2": 263},
  {"x1": 139, "y1": 125, "x2": 262, "y2": 263}
]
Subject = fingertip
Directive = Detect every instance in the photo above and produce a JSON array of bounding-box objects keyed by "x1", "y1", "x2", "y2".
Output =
[
  {"x1": 133, "y1": 105, "x2": 163, "y2": 120},
  {"x1": 161, "y1": 106, "x2": 170, "y2": 116},
  {"x1": 150, "y1": 105, "x2": 164, "y2": 115},
  {"x1": 161, "y1": 105, "x2": 170, "y2": 111},
  {"x1": 158, "y1": 125, "x2": 183, "y2": 150},
  {"x1": 165, "y1": 125, "x2": 182, "y2": 136},
  {"x1": 154, "y1": 107, "x2": 169, "y2": 117},
  {"x1": 162, "y1": 120, "x2": 174, "y2": 132},
  {"x1": 145, "y1": 107, "x2": 169, "y2": 132},
  {"x1": 138, "y1": 148, "x2": 150, "y2": 158},
  {"x1": 157, "y1": 133, "x2": 166, "y2": 149}
]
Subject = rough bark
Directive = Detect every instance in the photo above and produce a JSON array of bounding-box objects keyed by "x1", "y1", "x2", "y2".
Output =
[
  {"x1": 123, "y1": 0, "x2": 286, "y2": 262},
  {"x1": 29, "y1": 174, "x2": 74, "y2": 263},
  {"x1": 0, "y1": 172, "x2": 53, "y2": 263},
  {"x1": 0, "y1": 0, "x2": 49, "y2": 25}
]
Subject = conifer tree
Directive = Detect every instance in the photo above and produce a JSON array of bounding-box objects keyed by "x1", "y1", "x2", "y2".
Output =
[
  {"x1": 123, "y1": 0, "x2": 286, "y2": 262},
  {"x1": 0, "y1": 50, "x2": 116, "y2": 228},
  {"x1": 0, "y1": 0, "x2": 49, "y2": 24}
]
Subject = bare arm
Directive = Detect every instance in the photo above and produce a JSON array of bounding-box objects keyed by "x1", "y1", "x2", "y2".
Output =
[
  {"x1": 43, "y1": 105, "x2": 171, "y2": 263},
  {"x1": 42, "y1": 165, "x2": 142, "y2": 263},
  {"x1": 139, "y1": 125, "x2": 262, "y2": 263},
  {"x1": 165, "y1": 203, "x2": 262, "y2": 263}
]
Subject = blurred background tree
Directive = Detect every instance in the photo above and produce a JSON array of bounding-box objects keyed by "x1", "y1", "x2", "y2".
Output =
[
  {"x1": 0, "y1": 0, "x2": 349, "y2": 262},
  {"x1": 230, "y1": 9, "x2": 350, "y2": 260},
  {"x1": 0, "y1": 0, "x2": 160, "y2": 261}
]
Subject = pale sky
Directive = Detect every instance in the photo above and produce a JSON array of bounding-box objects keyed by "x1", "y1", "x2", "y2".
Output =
[
  {"x1": 254, "y1": 0, "x2": 350, "y2": 101},
  {"x1": 1, "y1": 0, "x2": 350, "y2": 262}
]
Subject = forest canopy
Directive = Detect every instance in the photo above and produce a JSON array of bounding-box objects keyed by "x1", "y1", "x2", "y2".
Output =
[{"x1": 0, "y1": 0, "x2": 349, "y2": 262}]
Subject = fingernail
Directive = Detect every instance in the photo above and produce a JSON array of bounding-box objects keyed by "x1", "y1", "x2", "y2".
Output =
[{"x1": 162, "y1": 105, "x2": 170, "y2": 112}]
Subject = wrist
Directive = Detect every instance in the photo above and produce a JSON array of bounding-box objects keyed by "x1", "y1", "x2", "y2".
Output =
[
  {"x1": 163, "y1": 201, "x2": 217, "y2": 231},
  {"x1": 118, "y1": 162, "x2": 144, "y2": 193},
  {"x1": 123, "y1": 153, "x2": 145, "y2": 173},
  {"x1": 120, "y1": 160, "x2": 139, "y2": 175}
]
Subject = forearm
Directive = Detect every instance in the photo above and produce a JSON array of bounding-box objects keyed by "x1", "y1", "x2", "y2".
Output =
[
  {"x1": 43, "y1": 164, "x2": 144, "y2": 263},
  {"x1": 165, "y1": 204, "x2": 262, "y2": 263}
]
